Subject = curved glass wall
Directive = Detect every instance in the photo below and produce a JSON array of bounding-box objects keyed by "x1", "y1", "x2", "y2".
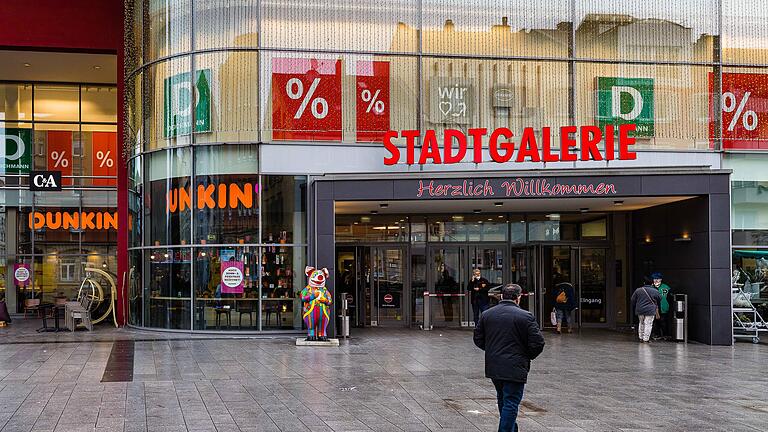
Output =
[{"x1": 126, "y1": 1, "x2": 768, "y2": 330}]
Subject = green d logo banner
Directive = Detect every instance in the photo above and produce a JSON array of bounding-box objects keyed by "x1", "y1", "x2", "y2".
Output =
[
  {"x1": 1, "y1": 128, "x2": 32, "y2": 174},
  {"x1": 596, "y1": 77, "x2": 654, "y2": 137},
  {"x1": 164, "y1": 69, "x2": 211, "y2": 138}
]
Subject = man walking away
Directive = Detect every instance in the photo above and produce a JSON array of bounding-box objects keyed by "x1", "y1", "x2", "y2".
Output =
[
  {"x1": 474, "y1": 284, "x2": 545, "y2": 432},
  {"x1": 630, "y1": 282, "x2": 661, "y2": 343}
]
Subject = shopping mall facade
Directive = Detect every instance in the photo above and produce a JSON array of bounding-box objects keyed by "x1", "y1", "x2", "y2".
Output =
[{"x1": 3, "y1": 1, "x2": 768, "y2": 345}]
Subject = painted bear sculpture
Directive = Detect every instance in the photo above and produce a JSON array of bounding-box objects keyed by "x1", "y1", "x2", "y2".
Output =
[{"x1": 301, "y1": 266, "x2": 333, "y2": 341}]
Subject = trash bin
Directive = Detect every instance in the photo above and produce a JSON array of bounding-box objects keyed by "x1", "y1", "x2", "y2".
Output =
[{"x1": 673, "y1": 295, "x2": 687, "y2": 342}]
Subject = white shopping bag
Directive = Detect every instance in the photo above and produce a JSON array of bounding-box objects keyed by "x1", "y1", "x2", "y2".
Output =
[{"x1": 550, "y1": 308, "x2": 557, "y2": 326}]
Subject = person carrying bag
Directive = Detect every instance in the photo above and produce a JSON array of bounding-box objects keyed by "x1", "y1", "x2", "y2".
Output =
[{"x1": 630, "y1": 283, "x2": 661, "y2": 343}]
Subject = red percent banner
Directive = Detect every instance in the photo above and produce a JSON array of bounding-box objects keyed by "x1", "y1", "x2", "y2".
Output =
[
  {"x1": 710, "y1": 72, "x2": 768, "y2": 150},
  {"x1": 271, "y1": 58, "x2": 342, "y2": 141},
  {"x1": 47, "y1": 131, "x2": 73, "y2": 186},
  {"x1": 356, "y1": 61, "x2": 390, "y2": 142},
  {"x1": 92, "y1": 132, "x2": 117, "y2": 186}
]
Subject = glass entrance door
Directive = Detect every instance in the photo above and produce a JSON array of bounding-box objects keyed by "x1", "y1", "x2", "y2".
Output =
[
  {"x1": 371, "y1": 247, "x2": 406, "y2": 326},
  {"x1": 429, "y1": 247, "x2": 466, "y2": 327},
  {"x1": 468, "y1": 246, "x2": 505, "y2": 325},
  {"x1": 578, "y1": 248, "x2": 608, "y2": 325},
  {"x1": 540, "y1": 245, "x2": 576, "y2": 329}
]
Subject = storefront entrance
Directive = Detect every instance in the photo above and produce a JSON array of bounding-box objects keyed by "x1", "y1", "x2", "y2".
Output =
[
  {"x1": 336, "y1": 245, "x2": 408, "y2": 327},
  {"x1": 535, "y1": 245, "x2": 610, "y2": 329}
]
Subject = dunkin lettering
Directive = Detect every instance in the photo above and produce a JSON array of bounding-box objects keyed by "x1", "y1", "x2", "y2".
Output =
[
  {"x1": 167, "y1": 183, "x2": 258, "y2": 213},
  {"x1": 29, "y1": 211, "x2": 119, "y2": 230}
]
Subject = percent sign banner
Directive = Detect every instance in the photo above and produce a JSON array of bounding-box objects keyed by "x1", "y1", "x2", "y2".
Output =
[
  {"x1": 47, "y1": 131, "x2": 73, "y2": 186},
  {"x1": 92, "y1": 132, "x2": 117, "y2": 186},
  {"x1": 356, "y1": 61, "x2": 391, "y2": 142},
  {"x1": 271, "y1": 57, "x2": 342, "y2": 141},
  {"x1": 709, "y1": 72, "x2": 768, "y2": 149}
]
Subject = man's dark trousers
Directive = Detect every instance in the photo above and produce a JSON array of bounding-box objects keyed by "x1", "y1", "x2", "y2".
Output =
[{"x1": 492, "y1": 379, "x2": 524, "y2": 432}]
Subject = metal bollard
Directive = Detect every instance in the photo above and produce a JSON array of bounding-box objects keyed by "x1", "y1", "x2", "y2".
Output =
[
  {"x1": 673, "y1": 294, "x2": 687, "y2": 343},
  {"x1": 421, "y1": 291, "x2": 432, "y2": 330},
  {"x1": 338, "y1": 297, "x2": 350, "y2": 339}
]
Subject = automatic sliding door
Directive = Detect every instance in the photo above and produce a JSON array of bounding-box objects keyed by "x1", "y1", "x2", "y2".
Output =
[
  {"x1": 430, "y1": 247, "x2": 465, "y2": 327},
  {"x1": 540, "y1": 246, "x2": 575, "y2": 329},
  {"x1": 372, "y1": 247, "x2": 406, "y2": 326},
  {"x1": 578, "y1": 248, "x2": 608, "y2": 325},
  {"x1": 469, "y1": 246, "x2": 504, "y2": 325}
]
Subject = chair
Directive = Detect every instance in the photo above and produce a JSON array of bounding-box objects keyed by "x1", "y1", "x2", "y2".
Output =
[
  {"x1": 264, "y1": 302, "x2": 282, "y2": 327},
  {"x1": 65, "y1": 293, "x2": 94, "y2": 331},
  {"x1": 236, "y1": 300, "x2": 255, "y2": 329},
  {"x1": 214, "y1": 302, "x2": 232, "y2": 329}
]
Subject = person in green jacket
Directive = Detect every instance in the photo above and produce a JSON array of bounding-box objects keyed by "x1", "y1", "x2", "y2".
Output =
[{"x1": 651, "y1": 272, "x2": 672, "y2": 340}]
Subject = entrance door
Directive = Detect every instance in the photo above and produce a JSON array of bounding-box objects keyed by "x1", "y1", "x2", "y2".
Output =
[
  {"x1": 429, "y1": 247, "x2": 466, "y2": 327},
  {"x1": 371, "y1": 247, "x2": 406, "y2": 326},
  {"x1": 577, "y1": 248, "x2": 608, "y2": 326},
  {"x1": 539, "y1": 245, "x2": 576, "y2": 329},
  {"x1": 468, "y1": 246, "x2": 505, "y2": 325}
]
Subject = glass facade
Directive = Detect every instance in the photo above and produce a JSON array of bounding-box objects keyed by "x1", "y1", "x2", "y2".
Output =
[
  {"x1": 0, "y1": 83, "x2": 117, "y2": 311},
  {"x1": 124, "y1": 1, "x2": 768, "y2": 332}
]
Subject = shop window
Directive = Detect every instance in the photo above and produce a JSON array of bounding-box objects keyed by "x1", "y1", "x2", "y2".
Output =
[
  {"x1": 81, "y1": 87, "x2": 118, "y2": 123},
  {"x1": 0, "y1": 84, "x2": 32, "y2": 121},
  {"x1": 146, "y1": 0, "x2": 192, "y2": 61},
  {"x1": 144, "y1": 56, "x2": 193, "y2": 150},
  {"x1": 336, "y1": 215, "x2": 409, "y2": 243},
  {"x1": 261, "y1": 245, "x2": 305, "y2": 330},
  {"x1": 33, "y1": 85, "x2": 79, "y2": 122},
  {"x1": 194, "y1": 1, "x2": 258, "y2": 50},
  {"x1": 262, "y1": 175, "x2": 306, "y2": 244},
  {"x1": 722, "y1": 0, "x2": 768, "y2": 65},
  {"x1": 146, "y1": 148, "x2": 192, "y2": 246},
  {"x1": 129, "y1": 250, "x2": 143, "y2": 326},
  {"x1": 145, "y1": 248, "x2": 192, "y2": 330},
  {"x1": 581, "y1": 218, "x2": 608, "y2": 239}
]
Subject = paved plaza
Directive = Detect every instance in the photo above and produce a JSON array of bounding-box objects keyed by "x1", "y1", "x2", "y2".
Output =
[{"x1": 0, "y1": 322, "x2": 766, "y2": 431}]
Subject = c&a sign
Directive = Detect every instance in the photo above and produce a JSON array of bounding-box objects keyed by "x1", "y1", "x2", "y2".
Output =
[
  {"x1": 167, "y1": 182, "x2": 258, "y2": 213},
  {"x1": 29, "y1": 171, "x2": 63, "y2": 191}
]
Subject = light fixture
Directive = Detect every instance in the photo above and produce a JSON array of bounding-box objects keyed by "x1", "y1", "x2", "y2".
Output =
[
  {"x1": 360, "y1": 216, "x2": 371, "y2": 223},
  {"x1": 23, "y1": 63, "x2": 31, "y2": 67},
  {"x1": 201, "y1": 252, "x2": 207, "y2": 257},
  {"x1": 497, "y1": 215, "x2": 504, "y2": 219},
  {"x1": 614, "y1": 200, "x2": 624, "y2": 206},
  {"x1": 452, "y1": 215, "x2": 464, "y2": 222},
  {"x1": 546, "y1": 213, "x2": 560, "y2": 220},
  {"x1": 487, "y1": 218, "x2": 493, "y2": 221},
  {"x1": 379, "y1": 203, "x2": 389, "y2": 209},
  {"x1": 494, "y1": 202, "x2": 503, "y2": 207},
  {"x1": 93, "y1": 65, "x2": 102, "y2": 70},
  {"x1": 370, "y1": 210, "x2": 378, "y2": 215},
  {"x1": 163, "y1": 253, "x2": 169, "y2": 258},
  {"x1": 579, "y1": 208, "x2": 589, "y2": 213},
  {"x1": 399, "y1": 219, "x2": 404, "y2": 222},
  {"x1": 643, "y1": 236, "x2": 653, "y2": 244},
  {"x1": 102, "y1": 262, "x2": 108, "y2": 268},
  {"x1": 674, "y1": 233, "x2": 692, "y2": 242},
  {"x1": 473, "y1": 209, "x2": 482, "y2": 214},
  {"x1": 150, "y1": 254, "x2": 155, "y2": 260},
  {"x1": 353, "y1": 221, "x2": 359, "y2": 225}
]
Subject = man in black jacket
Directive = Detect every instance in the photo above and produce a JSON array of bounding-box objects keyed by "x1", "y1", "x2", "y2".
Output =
[
  {"x1": 474, "y1": 284, "x2": 545, "y2": 432},
  {"x1": 468, "y1": 268, "x2": 491, "y2": 324}
]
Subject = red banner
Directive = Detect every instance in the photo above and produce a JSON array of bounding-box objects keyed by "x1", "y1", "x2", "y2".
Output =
[
  {"x1": 47, "y1": 131, "x2": 72, "y2": 186},
  {"x1": 356, "y1": 61, "x2": 390, "y2": 142},
  {"x1": 271, "y1": 58, "x2": 342, "y2": 141},
  {"x1": 710, "y1": 72, "x2": 768, "y2": 150},
  {"x1": 92, "y1": 132, "x2": 117, "y2": 186}
]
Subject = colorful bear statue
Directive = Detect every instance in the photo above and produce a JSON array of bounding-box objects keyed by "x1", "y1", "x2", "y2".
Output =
[{"x1": 301, "y1": 266, "x2": 332, "y2": 341}]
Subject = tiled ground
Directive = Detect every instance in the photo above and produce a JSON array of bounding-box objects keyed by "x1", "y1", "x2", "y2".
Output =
[{"x1": 0, "y1": 321, "x2": 767, "y2": 431}]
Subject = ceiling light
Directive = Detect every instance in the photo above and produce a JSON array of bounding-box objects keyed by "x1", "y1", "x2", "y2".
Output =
[
  {"x1": 546, "y1": 213, "x2": 560, "y2": 220},
  {"x1": 487, "y1": 218, "x2": 493, "y2": 221},
  {"x1": 579, "y1": 208, "x2": 589, "y2": 213},
  {"x1": 497, "y1": 215, "x2": 504, "y2": 219},
  {"x1": 379, "y1": 203, "x2": 389, "y2": 208},
  {"x1": 353, "y1": 222, "x2": 359, "y2": 225},
  {"x1": 614, "y1": 200, "x2": 624, "y2": 206},
  {"x1": 201, "y1": 252, "x2": 206, "y2": 257},
  {"x1": 370, "y1": 210, "x2": 378, "y2": 215},
  {"x1": 451, "y1": 215, "x2": 464, "y2": 222},
  {"x1": 93, "y1": 65, "x2": 102, "y2": 70},
  {"x1": 360, "y1": 216, "x2": 371, "y2": 223},
  {"x1": 399, "y1": 219, "x2": 404, "y2": 222},
  {"x1": 163, "y1": 253, "x2": 169, "y2": 258},
  {"x1": 23, "y1": 63, "x2": 31, "y2": 67},
  {"x1": 494, "y1": 202, "x2": 503, "y2": 207},
  {"x1": 473, "y1": 209, "x2": 481, "y2": 214}
]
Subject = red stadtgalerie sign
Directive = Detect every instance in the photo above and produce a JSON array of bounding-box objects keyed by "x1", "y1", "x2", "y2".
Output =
[{"x1": 383, "y1": 124, "x2": 638, "y2": 165}]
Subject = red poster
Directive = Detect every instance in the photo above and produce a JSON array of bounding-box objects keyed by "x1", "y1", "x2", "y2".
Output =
[
  {"x1": 92, "y1": 132, "x2": 117, "y2": 186},
  {"x1": 709, "y1": 72, "x2": 768, "y2": 150},
  {"x1": 356, "y1": 61, "x2": 391, "y2": 142},
  {"x1": 271, "y1": 58, "x2": 342, "y2": 141},
  {"x1": 47, "y1": 131, "x2": 73, "y2": 186}
]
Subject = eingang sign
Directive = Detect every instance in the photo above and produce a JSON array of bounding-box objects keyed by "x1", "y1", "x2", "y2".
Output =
[{"x1": 382, "y1": 124, "x2": 638, "y2": 165}]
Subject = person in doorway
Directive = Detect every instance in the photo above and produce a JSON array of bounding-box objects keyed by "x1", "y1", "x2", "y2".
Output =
[
  {"x1": 469, "y1": 269, "x2": 491, "y2": 324},
  {"x1": 553, "y1": 282, "x2": 576, "y2": 334},
  {"x1": 474, "y1": 284, "x2": 545, "y2": 432},
  {"x1": 437, "y1": 263, "x2": 458, "y2": 322},
  {"x1": 650, "y1": 272, "x2": 672, "y2": 340},
  {"x1": 630, "y1": 281, "x2": 661, "y2": 343}
]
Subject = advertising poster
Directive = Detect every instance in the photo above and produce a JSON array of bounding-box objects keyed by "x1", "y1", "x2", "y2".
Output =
[
  {"x1": 13, "y1": 263, "x2": 30, "y2": 287},
  {"x1": 221, "y1": 260, "x2": 244, "y2": 294},
  {"x1": 429, "y1": 77, "x2": 475, "y2": 125},
  {"x1": 709, "y1": 72, "x2": 768, "y2": 149},
  {"x1": 271, "y1": 57, "x2": 342, "y2": 141},
  {"x1": 596, "y1": 77, "x2": 655, "y2": 137},
  {"x1": 1, "y1": 128, "x2": 32, "y2": 174},
  {"x1": 163, "y1": 69, "x2": 211, "y2": 138},
  {"x1": 92, "y1": 132, "x2": 118, "y2": 186},
  {"x1": 47, "y1": 131, "x2": 73, "y2": 186},
  {"x1": 356, "y1": 61, "x2": 390, "y2": 142}
]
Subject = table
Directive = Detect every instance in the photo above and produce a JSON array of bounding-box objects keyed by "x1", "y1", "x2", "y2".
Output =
[{"x1": 36, "y1": 303, "x2": 64, "y2": 333}]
